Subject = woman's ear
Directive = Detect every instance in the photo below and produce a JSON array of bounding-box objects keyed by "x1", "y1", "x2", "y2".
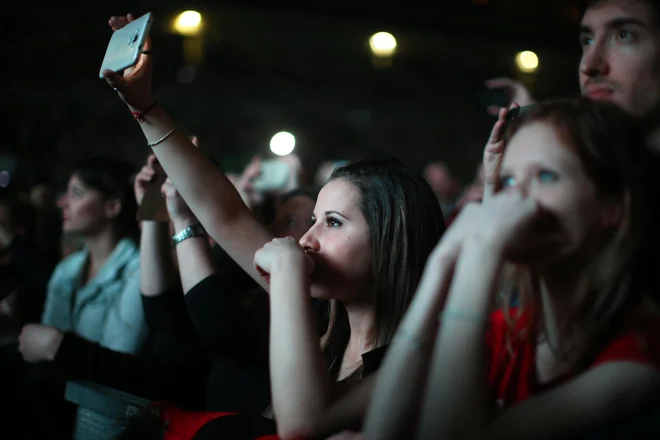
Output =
[{"x1": 104, "y1": 198, "x2": 122, "y2": 220}]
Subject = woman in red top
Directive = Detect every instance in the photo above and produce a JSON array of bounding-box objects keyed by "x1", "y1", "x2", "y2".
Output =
[{"x1": 362, "y1": 99, "x2": 660, "y2": 440}]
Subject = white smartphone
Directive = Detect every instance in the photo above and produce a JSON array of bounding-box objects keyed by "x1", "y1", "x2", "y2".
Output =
[
  {"x1": 252, "y1": 159, "x2": 291, "y2": 192},
  {"x1": 99, "y1": 13, "x2": 153, "y2": 79}
]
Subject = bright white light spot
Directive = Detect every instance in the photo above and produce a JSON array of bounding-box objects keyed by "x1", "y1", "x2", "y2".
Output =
[
  {"x1": 515, "y1": 51, "x2": 539, "y2": 73},
  {"x1": 270, "y1": 132, "x2": 296, "y2": 156},
  {"x1": 369, "y1": 32, "x2": 397, "y2": 57},
  {"x1": 174, "y1": 11, "x2": 203, "y2": 36}
]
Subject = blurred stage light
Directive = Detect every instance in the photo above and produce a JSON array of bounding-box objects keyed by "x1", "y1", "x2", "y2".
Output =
[
  {"x1": 515, "y1": 51, "x2": 539, "y2": 73},
  {"x1": 369, "y1": 32, "x2": 397, "y2": 57},
  {"x1": 270, "y1": 132, "x2": 296, "y2": 156},
  {"x1": 174, "y1": 11, "x2": 203, "y2": 36}
]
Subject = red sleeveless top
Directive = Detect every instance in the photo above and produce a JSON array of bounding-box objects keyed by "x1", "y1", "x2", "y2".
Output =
[{"x1": 486, "y1": 308, "x2": 660, "y2": 410}]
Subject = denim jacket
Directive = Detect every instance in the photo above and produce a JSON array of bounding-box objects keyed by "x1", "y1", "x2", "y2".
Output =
[{"x1": 42, "y1": 238, "x2": 146, "y2": 354}]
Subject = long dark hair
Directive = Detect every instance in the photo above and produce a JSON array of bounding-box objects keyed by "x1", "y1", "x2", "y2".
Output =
[
  {"x1": 500, "y1": 98, "x2": 660, "y2": 369},
  {"x1": 70, "y1": 157, "x2": 139, "y2": 242},
  {"x1": 322, "y1": 158, "x2": 446, "y2": 380}
]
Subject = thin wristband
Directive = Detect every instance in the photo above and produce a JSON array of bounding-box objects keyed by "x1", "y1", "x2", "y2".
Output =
[
  {"x1": 439, "y1": 309, "x2": 489, "y2": 326},
  {"x1": 131, "y1": 101, "x2": 158, "y2": 122},
  {"x1": 148, "y1": 127, "x2": 177, "y2": 147}
]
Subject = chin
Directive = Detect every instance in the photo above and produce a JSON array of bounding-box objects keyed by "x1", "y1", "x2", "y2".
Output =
[{"x1": 62, "y1": 226, "x2": 80, "y2": 235}]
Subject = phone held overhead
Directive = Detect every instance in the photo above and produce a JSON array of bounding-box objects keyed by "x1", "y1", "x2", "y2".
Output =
[{"x1": 99, "y1": 12, "x2": 153, "y2": 79}]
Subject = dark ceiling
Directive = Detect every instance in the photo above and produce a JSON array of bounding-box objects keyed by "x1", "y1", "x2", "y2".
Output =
[{"x1": 1, "y1": 1, "x2": 586, "y2": 186}]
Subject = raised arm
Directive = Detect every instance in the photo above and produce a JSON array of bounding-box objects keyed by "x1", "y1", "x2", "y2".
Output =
[
  {"x1": 135, "y1": 155, "x2": 178, "y2": 297},
  {"x1": 102, "y1": 15, "x2": 271, "y2": 287},
  {"x1": 254, "y1": 238, "x2": 328, "y2": 440},
  {"x1": 362, "y1": 246, "x2": 455, "y2": 440},
  {"x1": 160, "y1": 176, "x2": 216, "y2": 294},
  {"x1": 483, "y1": 78, "x2": 535, "y2": 116},
  {"x1": 482, "y1": 105, "x2": 516, "y2": 201}
]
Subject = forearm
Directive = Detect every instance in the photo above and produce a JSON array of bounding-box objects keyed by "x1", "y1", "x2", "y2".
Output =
[
  {"x1": 137, "y1": 106, "x2": 246, "y2": 225},
  {"x1": 54, "y1": 333, "x2": 207, "y2": 405},
  {"x1": 269, "y1": 260, "x2": 329, "y2": 439},
  {"x1": 418, "y1": 239, "x2": 502, "y2": 440},
  {"x1": 363, "y1": 255, "x2": 451, "y2": 440},
  {"x1": 171, "y1": 218, "x2": 216, "y2": 294},
  {"x1": 135, "y1": 105, "x2": 272, "y2": 280},
  {"x1": 140, "y1": 222, "x2": 177, "y2": 297}
]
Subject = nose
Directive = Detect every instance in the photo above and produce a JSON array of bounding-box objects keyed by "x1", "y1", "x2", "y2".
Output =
[
  {"x1": 299, "y1": 224, "x2": 320, "y2": 253},
  {"x1": 580, "y1": 41, "x2": 609, "y2": 79},
  {"x1": 56, "y1": 193, "x2": 68, "y2": 209}
]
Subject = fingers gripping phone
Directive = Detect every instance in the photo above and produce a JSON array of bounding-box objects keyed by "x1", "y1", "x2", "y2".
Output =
[
  {"x1": 506, "y1": 104, "x2": 536, "y2": 123},
  {"x1": 99, "y1": 13, "x2": 153, "y2": 79}
]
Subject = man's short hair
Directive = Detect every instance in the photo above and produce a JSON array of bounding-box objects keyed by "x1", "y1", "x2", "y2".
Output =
[{"x1": 582, "y1": 0, "x2": 660, "y2": 27}]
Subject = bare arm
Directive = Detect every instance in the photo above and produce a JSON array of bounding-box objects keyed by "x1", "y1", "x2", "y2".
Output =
[
  {"x1": 103, "y1": 15, "x2": 271, "y2": 288},
  {"x1": 172, "y1": 217, "x2": 216, "y2": 294},
  {"x1": 255, "y1": 239, "x2": 329, "y2": 439},
  {"x1": 270, "y1": 257, "x2": 329, "y2": 439},
  {"x1": 417, "y1": 237, "x2": 660, "y2": 440},
  {"x1": 136, "y1": 110, "x2": 270, "y2": 288},
  {"x1": 482, "y1": 105, "x2": 515, "y2": 202},
  {"x1": 134, "y1": 158, "x2": 178, "y2": 297},
  {"x1": 417, "y1": 238, "x2": 500, "y2": 440},
  {"x1": 139, "y1": 222, "x2": 177, "y2": 296},
  {"x1": 362, "y1": 250, "x2": 454, "y2": 440},
  {"x1": 159, "y1": 177, "x2": 217, "y2": 294}
]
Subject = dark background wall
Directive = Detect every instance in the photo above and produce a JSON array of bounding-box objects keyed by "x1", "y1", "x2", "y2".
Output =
[{"x1": 0, "y1": 0, "x2": 584, "y2": 187}]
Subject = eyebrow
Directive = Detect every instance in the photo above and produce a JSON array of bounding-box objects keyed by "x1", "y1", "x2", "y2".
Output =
[
  {"x1": 580, "y1": 17, "x2": 650, "y2": 34},
  {"x1": 324, "y1": 210, "x2": 348, "y2": 220}
]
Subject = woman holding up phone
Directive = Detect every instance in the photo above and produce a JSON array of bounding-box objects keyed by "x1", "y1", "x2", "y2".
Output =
[{"x1": 102, "y1": 14, "x2": 445, "y2": 439}]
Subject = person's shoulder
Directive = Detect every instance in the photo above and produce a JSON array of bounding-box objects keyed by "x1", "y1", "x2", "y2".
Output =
[
  {"x1": 119, "y1": 237, "x2": 140, "y2": 259},
  {"x1": 50, "y1": 249, "x2": 87, "y2": 280},
  {"x1": 593, "y1": 310, "x2": 660, "y2": 368},
  {"x1": 116, "y1": 238, "x2": 140, "y2": 274}
]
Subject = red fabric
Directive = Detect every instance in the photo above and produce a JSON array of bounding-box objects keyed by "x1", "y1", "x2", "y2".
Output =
[
  {"x1": 153, "y1": 403, "x2": 237, "y2": 440},
  {"x1": 486, "y1": 308, "x2": 660, "y2": 411},
  {"x1": 151, "y1": 402, "x2": 283, "y2": 439}
]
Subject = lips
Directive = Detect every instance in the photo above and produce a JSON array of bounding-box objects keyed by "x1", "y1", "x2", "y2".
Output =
[{"x1": 584, "y1": 86, "x2": 614, "y2": 100}]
